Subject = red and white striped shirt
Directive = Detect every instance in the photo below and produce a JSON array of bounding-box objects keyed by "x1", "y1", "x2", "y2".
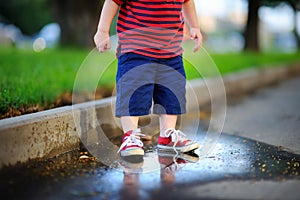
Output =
[{"x1": 113, "y1": 0, "x2": 189, "y2": 58}]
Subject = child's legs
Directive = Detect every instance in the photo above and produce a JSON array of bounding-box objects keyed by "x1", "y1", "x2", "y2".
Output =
[
  {"x1": 159, "y1": 114, "x2": 177, "y2": 136},
  {"x1": 116, "y1": 53, "x2": 157, "y2": 132},
  {"x1": 121, "y1": 114, "x2": 177, "y2": 135},
  {"x1": 121, "y1": 116, "x2": 139, "y2": 133},
  {"x1": 153, "y1": 55, "x2": 186, "y2": 135}
]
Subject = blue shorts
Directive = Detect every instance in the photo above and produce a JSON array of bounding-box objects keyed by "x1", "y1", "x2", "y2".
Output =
[{"x1": 115, "y1": 52, "x2": 186, "y2": 117}]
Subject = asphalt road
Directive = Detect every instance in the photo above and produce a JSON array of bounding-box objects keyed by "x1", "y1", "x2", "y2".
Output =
[{"x1": 212, "y1": 75, "x2": 300, "y2": 154}]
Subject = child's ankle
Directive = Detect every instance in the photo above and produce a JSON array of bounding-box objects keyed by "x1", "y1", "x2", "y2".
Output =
[
  {"x1": 124, "y1": 128, "x2": 141, "y2": 134},
  {"x1": 160, "y1": 128, "x2": 175, "y2": 138}
]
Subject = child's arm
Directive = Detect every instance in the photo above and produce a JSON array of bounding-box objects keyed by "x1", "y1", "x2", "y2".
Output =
[
  {"x1": 94, "y1": 0, "x2": 119, "y2": 52},
  {"x1": 182, "y1": 0, "x2": 203, "y2": 52}
]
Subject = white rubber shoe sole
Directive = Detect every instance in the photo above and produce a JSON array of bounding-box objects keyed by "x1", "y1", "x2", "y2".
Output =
[
  {"x1": 157, "y1": 142, "x2": 200, "y2": 153},
  {"x1": 120, "y1": 147, "x2": 145, "y2": 157}
]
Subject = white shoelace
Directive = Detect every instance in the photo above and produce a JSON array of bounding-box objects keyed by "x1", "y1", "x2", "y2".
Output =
[
  {"x1": 163, "y1": 128, "x2": 187, "y2": 154},
  {"x1": 117, "y1": 129, "x2": 145, "y2": 153}
]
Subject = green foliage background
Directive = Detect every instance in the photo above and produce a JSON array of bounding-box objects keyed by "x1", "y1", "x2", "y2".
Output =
[{"x1": 0, "y1": 0, "x2": 52, "y2": 35}]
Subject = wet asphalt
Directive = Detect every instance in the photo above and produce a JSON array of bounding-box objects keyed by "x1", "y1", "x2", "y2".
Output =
[{"x1": 1, "y1": 76, "x2": 300, "y2": 200}]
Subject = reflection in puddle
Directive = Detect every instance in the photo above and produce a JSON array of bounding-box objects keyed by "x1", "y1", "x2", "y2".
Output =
[{"x1": 91, "y1": 132, "x2": 299, "y2": 199}]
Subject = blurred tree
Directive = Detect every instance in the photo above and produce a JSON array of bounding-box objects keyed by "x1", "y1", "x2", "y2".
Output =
[
  {"x1": 244, "y1": 0, "x2": 300, "y2": 51},
  {"x1": 0, "y1": 0, "x2": 52, "y2": 35},
  {"x1": 49, "y1": 0, "x2": 105, "y2": 48},
  {"x1": 0, "y1": 0, "x2": 112, "y2": 48},
  {"x1": 244, "y1": 0, "x2": 261, "y2": 52},
  {"x1": 262, "y1": 0, "x2": 300, "y2": 49},
  {"x1": 289, "y1": 1, "x2": 300, "y2": 49}
]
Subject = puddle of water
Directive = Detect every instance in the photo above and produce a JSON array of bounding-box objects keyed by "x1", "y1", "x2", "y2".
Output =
[{"x1": 1, "y1": 129, "x2": 299, "y2": 199}]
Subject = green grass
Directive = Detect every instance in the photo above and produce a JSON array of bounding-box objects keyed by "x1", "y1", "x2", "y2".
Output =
[
  {"x1": 184, "y1": 51, "x2": 300, "y2": 79},
  {"x1": 211, "y1": 52, "x2": 300, "y2": 74},
  {"x1": 0, "y1": 48, "x2": 87, "y2": 113},
  {"x1": 1, "y1": 47, "x2": 300, "y2": 116}
]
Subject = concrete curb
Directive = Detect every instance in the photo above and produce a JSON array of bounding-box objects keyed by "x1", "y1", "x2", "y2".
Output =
[{"x1": 0, "y1": 64, "x2": 299, "y2": 169}]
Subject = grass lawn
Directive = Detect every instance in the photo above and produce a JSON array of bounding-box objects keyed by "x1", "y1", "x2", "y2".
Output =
[{"x1": 1, "y1": 47, "x2": 300, "y2": 118}]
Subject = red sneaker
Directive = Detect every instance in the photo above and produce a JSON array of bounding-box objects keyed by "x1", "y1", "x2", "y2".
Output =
[
  {"x1": 157, "y1": 128, "x2": 199, "y2": 153},
  {"x1": 118, "y1": 129, "x2": 145, "y2": 157},
  {"x1": 158, "y1": 152, "x2": 199, "y2": 185},
  {"x1": 158, "y1": 151, "x2": 200, "y2": 166}
]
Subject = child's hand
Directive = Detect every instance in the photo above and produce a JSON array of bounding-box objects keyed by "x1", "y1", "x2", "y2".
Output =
[
  {"x1": 190, "y1": 28, "x2": 203, "y2": 52},
  {"x1": 94, "y1": 30, "x2": 111, "y2": 53}
]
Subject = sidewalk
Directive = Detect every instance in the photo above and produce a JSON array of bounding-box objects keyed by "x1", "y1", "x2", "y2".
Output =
[
  {"x1": 213, "y1": 76, "x2": 300, "y2": 154},
  {"x1": 1, "y1": 74, "x2": 299, "y2": 200}
]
